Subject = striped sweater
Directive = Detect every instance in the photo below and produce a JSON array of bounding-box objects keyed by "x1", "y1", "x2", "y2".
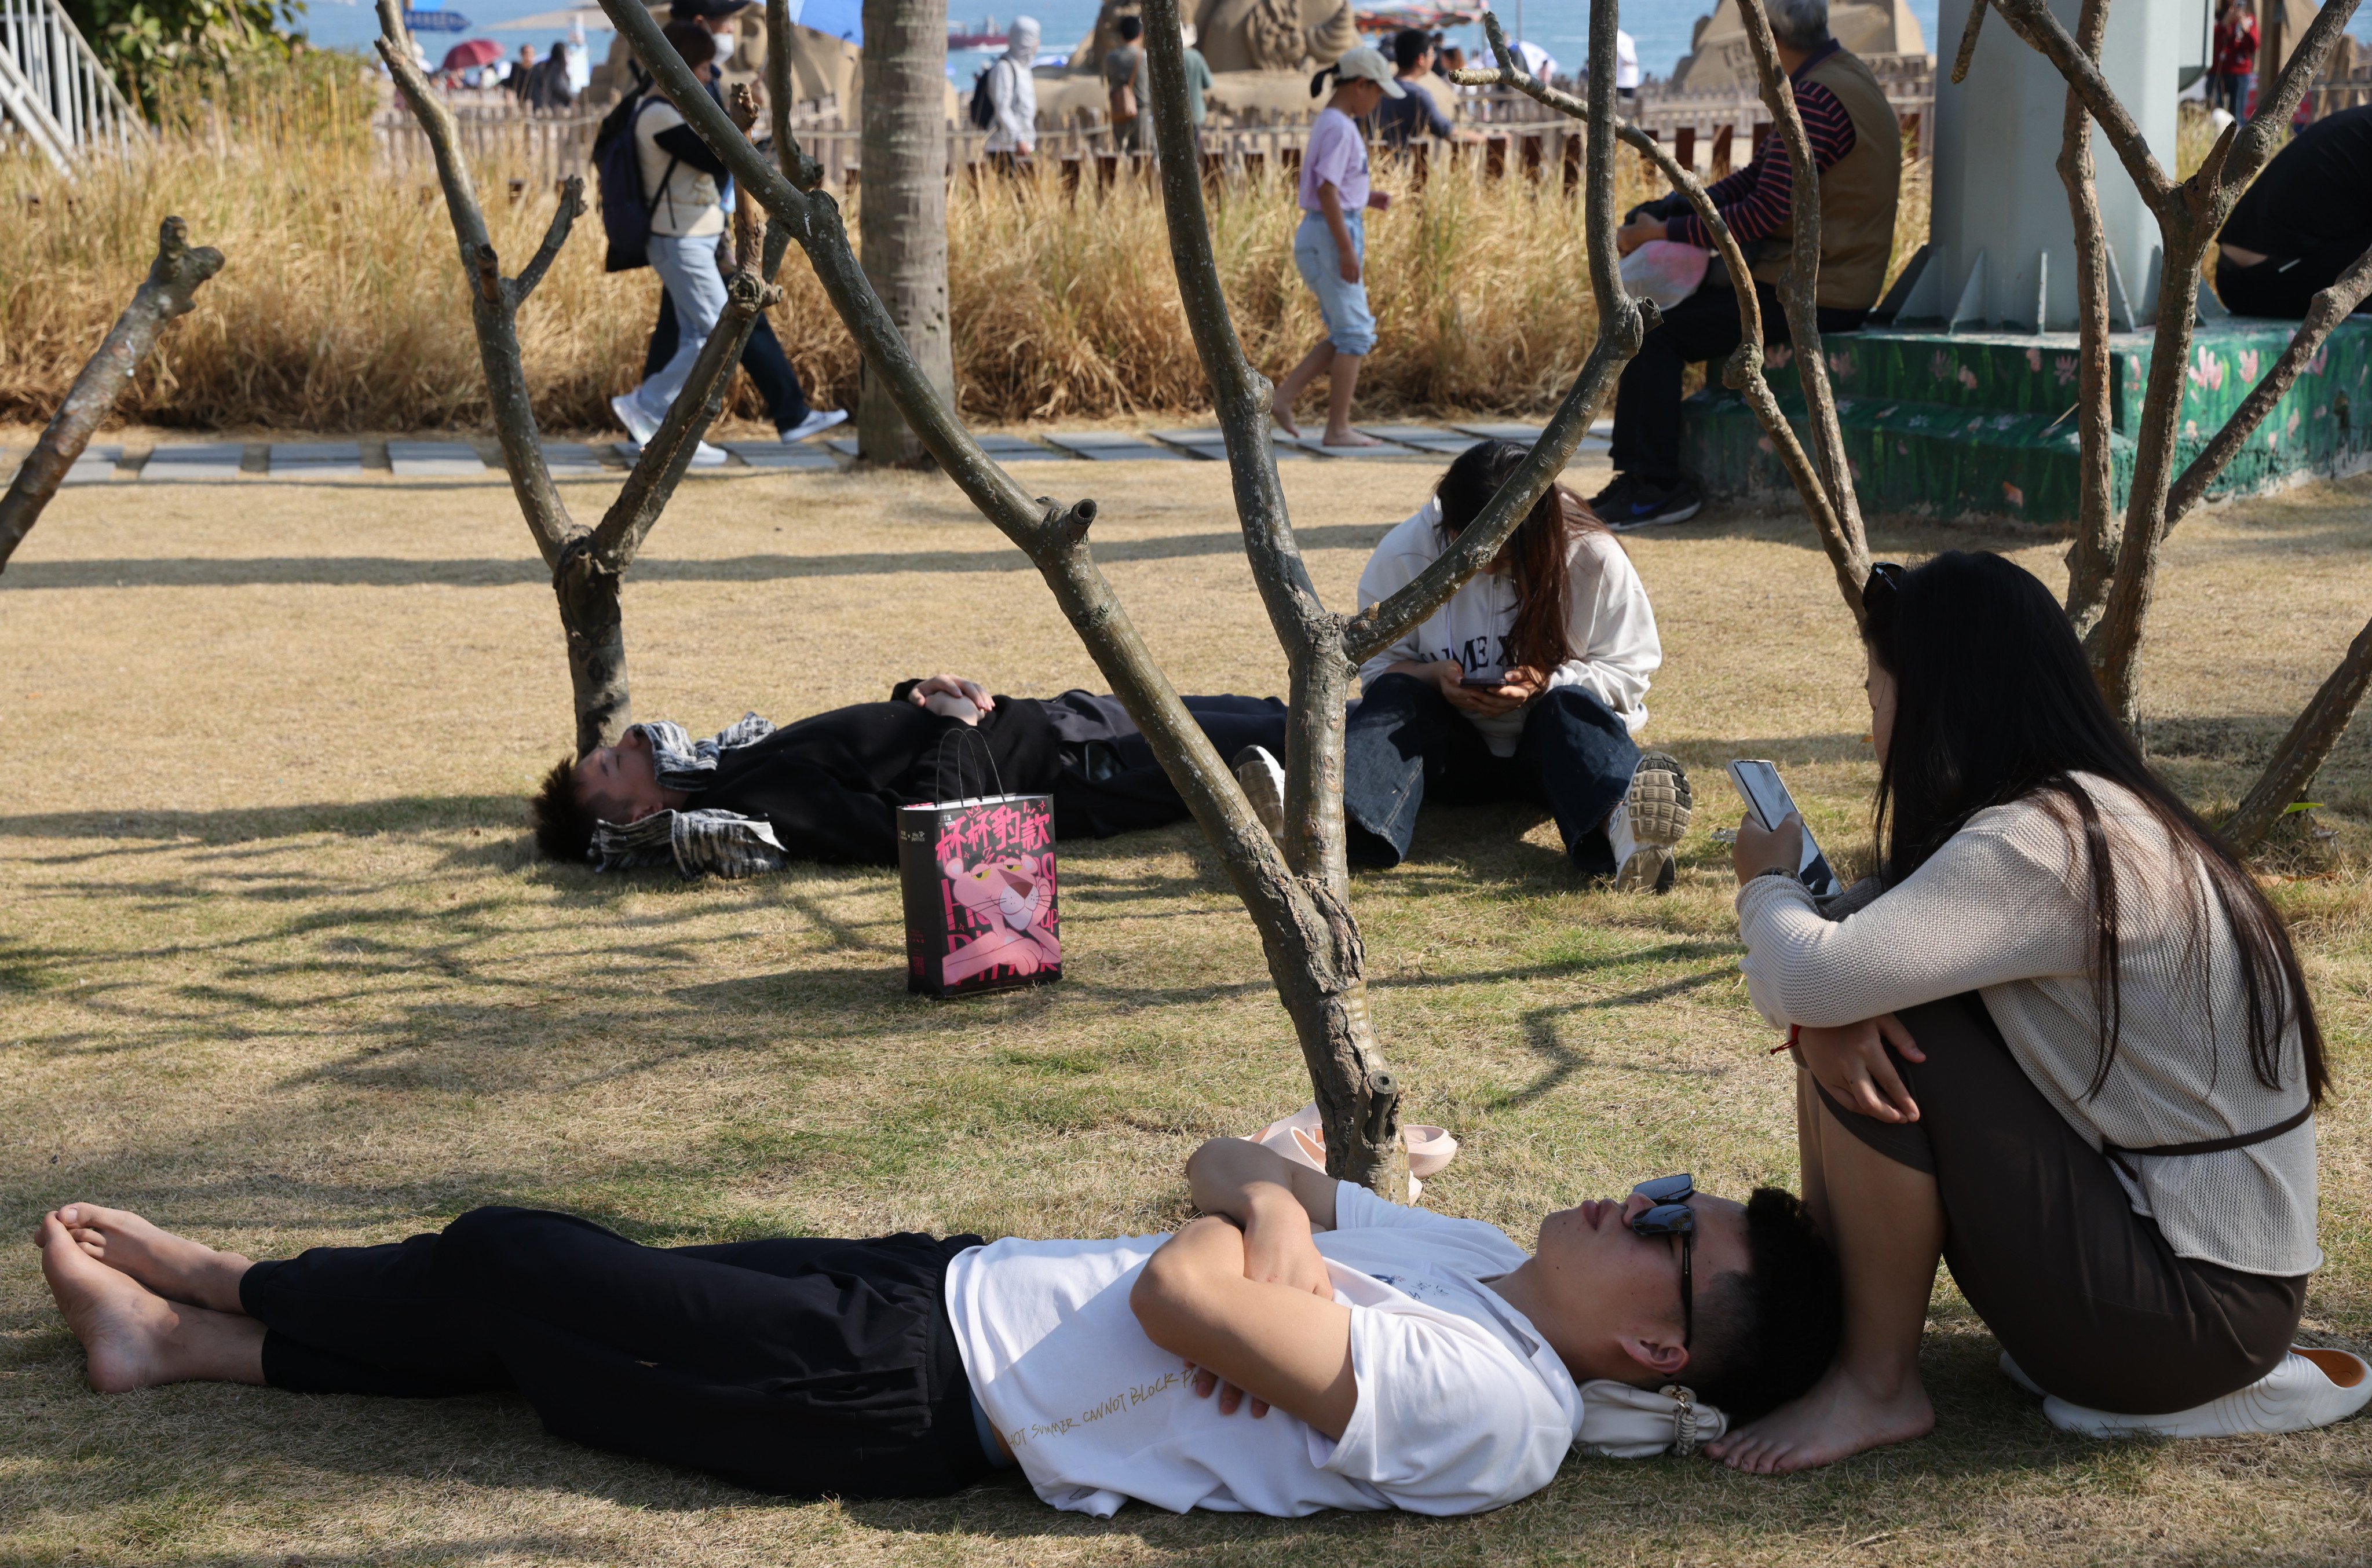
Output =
[{"x1": 1665, "y1": 42, "x2": 1858, "y2": 253}]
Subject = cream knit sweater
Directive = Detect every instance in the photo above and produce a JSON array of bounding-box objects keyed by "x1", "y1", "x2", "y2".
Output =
[{"x1": 1736, "y1": 774, "x2": 2319, "y2": 1278}]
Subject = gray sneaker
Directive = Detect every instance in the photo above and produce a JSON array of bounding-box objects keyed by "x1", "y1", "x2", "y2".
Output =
[
  {"x1": 1232, "y1": 744, "x2": 1288, "y2": 845},
  {"x1": 1606, "y1": 752, "x2": 1692, "y2": 892}
]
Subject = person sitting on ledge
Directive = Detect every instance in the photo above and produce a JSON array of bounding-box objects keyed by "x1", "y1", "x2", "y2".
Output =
[
  {"x1": 529, "y1": 675, "x2": 1292, "y2": 876},
  {"x1": 35, "y1": 1142, "x2": 1841, "y2": 1514},
  {"x1": 2213, "y1": 104, "x2": 2372, "y2": 321}
]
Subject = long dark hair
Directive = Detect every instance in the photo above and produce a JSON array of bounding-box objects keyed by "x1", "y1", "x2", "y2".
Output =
[
  {"x1": 1867, "y1": 552, "x2": 2327, "y2": 1105},
  {"x1": 1434, "y1": 440, "x2": 1611, "y2": 675}
]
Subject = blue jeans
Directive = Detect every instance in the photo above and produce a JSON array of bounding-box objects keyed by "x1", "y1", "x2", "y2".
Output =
[
  {"x1": 1343, "y1": 674, "x2": 1639, "y2": 873},
  {"x1": 632, "y1": 232, "x2": 731, "y2": 426},
  {"x1": 1293, "y1": 210, "x2": 1375, "y2": 356}
]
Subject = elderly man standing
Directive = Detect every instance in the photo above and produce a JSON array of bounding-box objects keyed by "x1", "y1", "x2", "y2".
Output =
[{"x1": 1592, "y1": 0, "x2": 1900, "y2": 529}]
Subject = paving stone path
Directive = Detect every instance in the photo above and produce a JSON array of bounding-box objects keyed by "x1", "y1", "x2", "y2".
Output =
[{"x1": 3, "y1": 421, "x2": 1611, "y2": 484}]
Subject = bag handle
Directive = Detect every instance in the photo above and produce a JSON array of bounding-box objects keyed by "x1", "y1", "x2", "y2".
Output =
[{"x1": 932, "y1": 723, "x2": 1007, "y2": 806}]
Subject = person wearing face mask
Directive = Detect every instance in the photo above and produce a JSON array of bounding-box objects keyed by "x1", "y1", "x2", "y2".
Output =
[
  {"x1": 981, "y1": 14, "x2": 1041, "y2": 168},
  {"x1": 1712, "y1": 552, "x2": 2362, "y2": 1475}
]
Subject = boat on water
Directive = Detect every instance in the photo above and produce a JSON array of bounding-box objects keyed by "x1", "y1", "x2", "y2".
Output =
[{"x1": 948, "y1": 14, "x2": 1007, "y2": 47}]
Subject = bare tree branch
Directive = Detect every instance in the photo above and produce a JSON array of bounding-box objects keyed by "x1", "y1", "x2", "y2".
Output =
[
  {"x1": 1451, "y1": 45, "x2": 1863, "y2": 616},
  {"x1": 510, "y1": 176, "x2": 586, "y2": 306},
  {"x1": 1949, "y1": 0, "x2": 1988, "y2": 84},
  {"x1": 0, "y1": 217, "x2": 222, "y2": 573},
  {"x1": 763, "y1": 0, "x2": 824, "y2": 191},
  {"x1": 2055, "y1": 0, "x2": 2119, "y2": 639},
  {"x1": 2164, "y1": 244, "x2": 2372, "y2": 531},
  {"x1": 2227, "y1": 612, "x2": 2372, "y2": 851}
]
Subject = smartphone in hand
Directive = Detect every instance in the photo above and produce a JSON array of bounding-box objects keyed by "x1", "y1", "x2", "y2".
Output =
[{"x1": 1725, "y1": 759, "x2": 1844, "y2": 898}]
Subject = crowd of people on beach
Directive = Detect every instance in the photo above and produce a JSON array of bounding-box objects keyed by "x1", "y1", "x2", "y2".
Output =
[{"x1": 31, "y1": 0, "x2": 2369, "y2": 1533}]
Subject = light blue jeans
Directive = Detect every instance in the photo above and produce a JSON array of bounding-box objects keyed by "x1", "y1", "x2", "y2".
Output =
[
  {"x1": 631, "y1": 232, "x2": 730, "y2": 425},
  {"x1": 1293, "y1": 209, "x2": 1375, "y2": 357}
]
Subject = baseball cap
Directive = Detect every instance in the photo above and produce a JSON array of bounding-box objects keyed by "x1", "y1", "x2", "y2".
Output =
[
  {"x1": 1332, "y1": 43, "x2": 1406, "y2": 97},
  {"x1": 671, "y1": 0, "x2": 752, "y2": 19}
]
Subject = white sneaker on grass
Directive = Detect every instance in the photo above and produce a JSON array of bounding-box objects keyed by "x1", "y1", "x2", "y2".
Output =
[
  {"x1": 1605, "y1": 752, "x2": 1692, "y2": 893},
  {"x1": 610, "y1": 392, "x2": 659, "y2": 446},
  {"x1": 2039, "y1": 1347, "x2": 2371, "y2": 1439},
  {"x1": 1232, "y1": 744, "x2": 1288, "y2": 845},
  {"x1": 781, "y1": 408, "x2": 850, "y2": 443}
]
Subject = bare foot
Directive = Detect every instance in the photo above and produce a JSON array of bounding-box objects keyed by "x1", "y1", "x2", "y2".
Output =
[
  {"x1": 53, "y1": 1203, "x2": 251, "y2": 1313},
  {"x1": 1321, "y1": 429, "x2": 1384, "y2": 448},
  {"x1": 1271, "y1": 397, "x2": 1302, "y2": 438},
  {"x1": 37, "y1": 1213, "x2": 257, "y2": 1391},
  {"x1": 1702, "y1": 1365, "x2": 1935, "y2": 1474}
]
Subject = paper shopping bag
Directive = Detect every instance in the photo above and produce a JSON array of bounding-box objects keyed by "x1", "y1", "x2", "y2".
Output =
[{"x1": 897, "y1": 792, "x2": 1062, "y2": 997}]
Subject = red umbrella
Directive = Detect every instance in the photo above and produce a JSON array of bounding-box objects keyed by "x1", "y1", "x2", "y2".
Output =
[{"x1": 438, "y1": 37, "x2": 503, "y2": 72}]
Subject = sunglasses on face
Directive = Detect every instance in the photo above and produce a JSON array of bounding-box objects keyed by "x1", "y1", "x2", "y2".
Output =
[{"x1": 1628, "y1": 1173, "x2": 1696, "y2": 1347}]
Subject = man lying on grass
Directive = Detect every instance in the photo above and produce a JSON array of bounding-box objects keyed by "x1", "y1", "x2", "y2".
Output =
[
  {"x1": 532, "y1": 673, "x2": 1292, "y2": 878},
  {"x1": 38, "y1": 1141, "x2": 1840, "y2": 1515}
]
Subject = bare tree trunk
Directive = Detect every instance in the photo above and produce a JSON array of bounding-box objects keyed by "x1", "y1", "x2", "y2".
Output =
[
  {"x1": 2052, "y1": 0, "x2": 2120, "y2": 640},
  {"x1": 2227, "y1": 613, "x2": 2372, "y2": 850},
  {"x1": 1987, "y1": 0, "x2": 2362, "y2": 726},
  {"x1": 595, "y1": 0, "x2": 1649, "y2": 1194},
  {"x1": 378, "y1": 0, "x2": 784, "y2": 756},
  {"x1": 0, "y1": 218, "x2": 222, "y2": 574},
  {"x1": 857, "y1": 0, "x2": 954, "y2": 466}
]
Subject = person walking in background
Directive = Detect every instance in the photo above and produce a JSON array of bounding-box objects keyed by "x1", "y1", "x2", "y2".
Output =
[
  {"x1": 1595, "y1": 0, "x2": 1899, "y2": 528},
  {"x1": 1132, "y1": 14, "x2": 1213, "y2": 157},
  {"x1": 982, "y1": 14, "x2": 1040, "y2": 167},
  {"x1": 2210, "y1": 0, "x2": 2258, "y2": 117},
  {"x1": 522, "y1": 41, "x2": 576, "y2": 109},
  {"x1": 609, "y1": 21, "x2": 734, "y2": 462},
  {"x1": 1345, "y1": 440, "x2": 1688, "y2": 890},
  {"x1": 1269, "y1": 46, "x2": 1401, "y2": 448},
  {"x1": 1376, "y1": 28, "x2": 1459, "y2": 148},
  {"x1": 1103, "y1": 13, "x2": 1146, "y2": 151},
  {"x1": 507, "y1": 43, "x2": 538, "y2": 100}
]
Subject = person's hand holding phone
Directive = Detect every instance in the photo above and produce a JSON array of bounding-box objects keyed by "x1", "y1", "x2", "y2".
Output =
[
  {"x1": 1437, "y1": 661, "x2": 1534, "y2": 717},
  {"x1": 1733, "y1": 810, "x2": 1804, "y2": 883}
]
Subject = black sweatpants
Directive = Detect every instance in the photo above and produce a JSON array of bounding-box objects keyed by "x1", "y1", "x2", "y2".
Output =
[
  {"x1": 1812, "y1": 995, "x2": 2307, "y2": 1414},
  {"x1": 240, "y1": 1206, "x2": 992, "y2": 1497},
  {"x1": 1608, "y1": 279, "x2": 1867, "y2": 485}
]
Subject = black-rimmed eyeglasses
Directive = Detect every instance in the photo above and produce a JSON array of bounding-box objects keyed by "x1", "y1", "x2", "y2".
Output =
[{"x1": 1628, "y1": 1173, "x2": 1696, "y2": 1347}]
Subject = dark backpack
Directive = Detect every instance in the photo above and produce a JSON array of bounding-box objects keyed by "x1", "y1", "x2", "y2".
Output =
[
  {"x1": 967, "y1": 59, "x2": 1002, "y2": 131},
  {"x1": 593, "y1": 89, "x2": 676, "y2": 273}
]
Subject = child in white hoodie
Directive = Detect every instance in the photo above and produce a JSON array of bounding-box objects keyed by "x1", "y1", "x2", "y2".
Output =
[{"x1": 1347, "y1": 440, "x2": 1688, "y2": 888}]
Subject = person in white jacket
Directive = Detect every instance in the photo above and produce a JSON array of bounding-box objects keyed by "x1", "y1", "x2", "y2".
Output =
[
  {"x1": 1346, "y1": 440, "x2": 1689, "y2": 889},
  {"x1": 982, "y1": 16, "x2": 1039, "y2": 166}
]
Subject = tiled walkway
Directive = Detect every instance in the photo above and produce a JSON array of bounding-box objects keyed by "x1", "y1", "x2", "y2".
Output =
[{"x1": 6, "y1": 420, "x2": 1612, "y2": 484}]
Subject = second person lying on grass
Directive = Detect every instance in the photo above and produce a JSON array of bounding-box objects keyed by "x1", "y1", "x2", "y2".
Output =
[{"x1": 1347, "y1": 439, "x2": 1691, "y2": 889}]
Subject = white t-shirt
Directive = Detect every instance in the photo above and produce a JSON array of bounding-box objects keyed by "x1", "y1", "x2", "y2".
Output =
[
  {"x1": 1355, "y1": 499, "x2": 1662, "y2": 756},
  {"x1": 634, "y1": 94, "x2": 725, "y2": 238},
  {"x1": 944, "y1": 1183, "x2": 1581, "y2": 1517}
]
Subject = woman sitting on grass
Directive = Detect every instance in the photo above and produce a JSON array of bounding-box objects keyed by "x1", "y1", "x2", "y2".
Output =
[
  {"x1": 1343, "y1": 439, "x2": 1691, "y2": 890},
  {"x1": 1707, "y1": 552, "x2": 2366, "y2": 1473}
]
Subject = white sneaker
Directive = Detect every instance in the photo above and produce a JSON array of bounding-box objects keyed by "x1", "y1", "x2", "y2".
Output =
[
  {"x1": 1232, "y1": 744, "x2": 1287, "y2": 845},
  {"x1": 621, "y1": 438, "x2": 729, "y2": 467},
  {"x1": 610, "y1": 392, "x2": 660, "y2": 446},
  {"x1": 2041, "y1": 1347, "x2": 2371, "y2": 1438},
  {"x1": 1605, "y1": 751, "x2": 1691, "y2": 892},
  {"x1": 781, "y1": 408, "x2": 849, "y2": 443}
]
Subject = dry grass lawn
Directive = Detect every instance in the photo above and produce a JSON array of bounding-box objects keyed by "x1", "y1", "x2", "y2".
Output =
[{"x1": 1, "y1": 447, "x2": 2367, "y2": 1565}]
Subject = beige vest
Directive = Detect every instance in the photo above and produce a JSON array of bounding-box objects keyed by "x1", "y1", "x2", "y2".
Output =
[{"x1": 1750, "y1": 47, "x2": 1902, "y2": 310}]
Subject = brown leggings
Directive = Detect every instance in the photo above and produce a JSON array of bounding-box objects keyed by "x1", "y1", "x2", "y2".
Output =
[{"x1": 1813, "y1": 994, "x2": 2306, "y2": 1414}]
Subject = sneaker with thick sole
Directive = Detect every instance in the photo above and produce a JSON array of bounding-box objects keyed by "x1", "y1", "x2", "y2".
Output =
[
  {"x1": 1605, "y1": 751, "x2": 1692, "y2": 892},
  {"x1": 610, "y1": 392, "x2": 660, "y2": 446},
  {"x1": 1232, "y1": 744, "x2": 1288, "y2": 845},
  {"x1": 1600, "y1": 477, "x2": 1704, "y2": 531},
  {"x1": 781, "y1": 408, "x2": 850, "y2": 443},
  {"x1": 2041, "y1": 1346, "x2": 2370, "y2": 1438}
]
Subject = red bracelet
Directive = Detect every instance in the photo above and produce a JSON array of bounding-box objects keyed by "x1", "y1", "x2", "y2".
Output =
[{"x1": 1769, "y1": 1024, "x2": 1801, "y2": 1055}]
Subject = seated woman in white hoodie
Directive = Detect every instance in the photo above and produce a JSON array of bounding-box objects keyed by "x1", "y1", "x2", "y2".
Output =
[
  {"x1": 36, "y1": 1143, "x2": 1841, "y2": 1515},
  {"x1": 1349, "y1": 440, "x2": 1686, "y2": 889}
]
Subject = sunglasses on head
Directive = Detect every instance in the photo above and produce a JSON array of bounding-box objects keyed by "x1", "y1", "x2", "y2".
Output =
[
  {"x1": 1627, "y1": 1173, "x2": 1696, "y2": 1347},
  {"x1": 1863, "y1": 560, "x2": 1906, "y2": 614}
]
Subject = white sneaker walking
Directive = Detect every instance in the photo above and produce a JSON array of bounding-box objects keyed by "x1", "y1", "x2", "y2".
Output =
[
  {"x1": 781, "y1": 408, "x2": 849, "y2": 444},
  {"x1": 610, "y1": 392, "x2": 660, "y2": 446}
]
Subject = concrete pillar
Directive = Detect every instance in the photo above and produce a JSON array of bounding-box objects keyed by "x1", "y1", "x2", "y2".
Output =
[{"x1": 1912, "y1": 0, "x2": 2190, "y2": 330}]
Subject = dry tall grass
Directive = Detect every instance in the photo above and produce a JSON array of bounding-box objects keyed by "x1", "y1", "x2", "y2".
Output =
[{"x1": 3, "y1": 90, "x2": 1934, "y2": 433}]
